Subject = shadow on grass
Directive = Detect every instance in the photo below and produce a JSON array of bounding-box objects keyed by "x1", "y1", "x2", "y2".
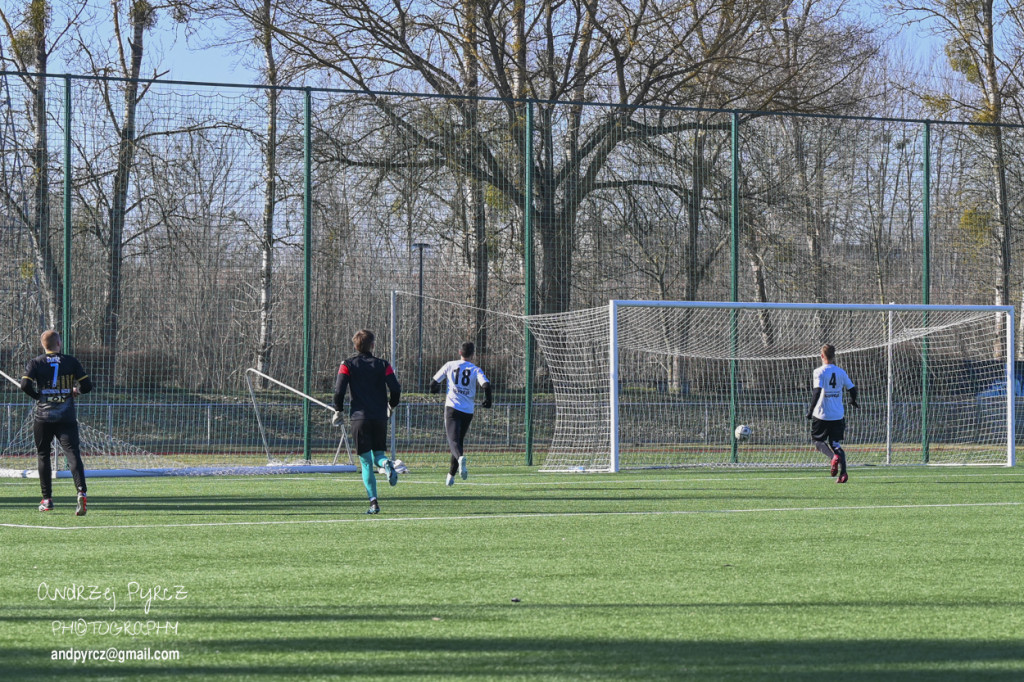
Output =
[
  {"x1": 3, "y1": 636, "x2": 1023, "y2": 680},
  {"x1": 0, "y1": 488, "x2": 808, "y2": 517},
  {"x1": 0, "y1": 495, "x2": 354, "y2": 516}
]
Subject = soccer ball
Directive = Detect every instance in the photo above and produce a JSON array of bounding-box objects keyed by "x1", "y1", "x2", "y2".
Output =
[{"x1": 734, "y1": 424, "x2": 752, "y2": 441}]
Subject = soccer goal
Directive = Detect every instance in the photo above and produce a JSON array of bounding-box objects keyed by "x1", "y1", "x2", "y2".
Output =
[
  {"x1": 0, "y1": 366, "x2": 358, "y2": 477},
  {"x1": 0, "y1": 368, "x2": 167, "y2": 478},
  {"x1": 527, "y1": 301, "x2": 1016, "y2": 472},
  {"x1": 245, "y1": 368, "x2": 356, "y2": 472},
  {"x1": 386, "y1": 290, "x2": 529, "y2": 468}
]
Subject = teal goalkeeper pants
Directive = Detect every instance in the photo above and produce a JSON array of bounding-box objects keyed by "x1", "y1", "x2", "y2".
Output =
[{"x1": 358, "y1": 450, "x2": 390, "y2": 499}]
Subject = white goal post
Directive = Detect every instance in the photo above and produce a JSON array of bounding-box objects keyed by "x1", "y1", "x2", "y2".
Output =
[
  {"x1": 244, "y1": 368, "x2": 356, "y2": 470},
  {"x1": 530, "y1": 301, "x2": 1016, "y2": 472}
]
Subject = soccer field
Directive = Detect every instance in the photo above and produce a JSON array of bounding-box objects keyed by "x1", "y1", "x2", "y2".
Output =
[{"x1": 2, "y1": 467, "x2": 1024, "y2": 680}]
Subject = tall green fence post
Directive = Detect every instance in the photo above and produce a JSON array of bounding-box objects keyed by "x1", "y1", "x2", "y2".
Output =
[
  {"x1": 302, "y1": 88, "x2": 312, "y2": 461},
  {"x1": 524, "y1": 100, "x2": 535, "y2": 466},
  {"x1": 922, "y1": 121, "x2": 931, "y2": 464},
  {"x1": 62, "y1": 75, "x2": 72, "y2": 351},
  {"x1": 729, "y1": 112, "x2": 740, "y2": 463}
]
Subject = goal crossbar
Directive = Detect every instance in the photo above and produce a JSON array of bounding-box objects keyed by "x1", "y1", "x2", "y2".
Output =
[{"x1": 611, "y1": 301, "x2": 1018, "y2": 314}]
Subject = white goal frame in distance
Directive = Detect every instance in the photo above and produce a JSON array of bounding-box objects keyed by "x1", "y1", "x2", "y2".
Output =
[
  {"x1": 607, "y1": 301, "x2": 1016, "y2": 472},
  {"x1": 245, "y1": 368, "x2": 356, "y2": 468}
]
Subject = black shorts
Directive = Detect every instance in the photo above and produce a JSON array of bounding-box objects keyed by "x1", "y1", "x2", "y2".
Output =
[
  {"x1": 350, "y1": 418, "x2": 387, "y2": 454},
  {"x1": 33, "y1": 420, "x2": 82, "y2": 456},
  {"x1": 811, "y1": 418, "x2": 845, "y2": 444}
]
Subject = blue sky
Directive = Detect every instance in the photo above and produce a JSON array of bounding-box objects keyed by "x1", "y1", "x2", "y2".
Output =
[
  {"x1": 41, "y1": 7, "x2": 257, "y2": 86},
  {"x1": 157, "y1": 24, "x2": 256, "y2": 85},
  {"x1": 38, "y1": 1, "x2": 945, "y2": 88},
  {"x1": 153, "y1": 11, "x2": 946, "y2": 89}
]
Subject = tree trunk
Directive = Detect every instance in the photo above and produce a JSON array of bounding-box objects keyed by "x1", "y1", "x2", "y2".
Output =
[
  {"x1": 532, "y1": 105, "x2": 572, "y2": 315},
  {"x1": 980, "y1": 0, "x2": 1010, "y2": 357},
  {"x1": 463, "y1": 0, "x2": 488, "y2": 354},
  {"x1": 738, "y1": 168, "x2": 775, "y2": 348},
  {"x1": 685, "y1": 134, "x2": 705, "y2": 303},
  {"x1": 101, "y1": 11, "x2": 147, "y2": 364},
  {"x1": 791, "y1": 120, "x2": 827, "y2": 341},
  {"x1": 470, "y1": 179, "x2": 488, "y2": 352},
  {"x1": 538, "y1": 209, "x2": 573, "y2": 314},
  {"x1": 257, "y1": 0, "x2": 279, "y2": 385},
  {"x1": 672, "y1": 132, "x2": 708, "y2": 394},
  {"x1": 29, "y1": 35, "x2": 61, "y2": 330}
]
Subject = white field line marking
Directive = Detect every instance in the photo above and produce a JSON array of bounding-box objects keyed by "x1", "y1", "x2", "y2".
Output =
[
  {"x1": 4, "y1": 469, "x2": 1023, "y2": 488},
  {"x1": 382, "y1": 470, "x2": 1024, "y2": 486},
  {"x1": 3, "y1": 501, "x2": 1020, "y2": 531}
]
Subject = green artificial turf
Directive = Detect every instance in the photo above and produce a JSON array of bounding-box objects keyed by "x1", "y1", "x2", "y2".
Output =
[{"x1": 2, "y1": 466, "x2": 1023, "y2": 680}]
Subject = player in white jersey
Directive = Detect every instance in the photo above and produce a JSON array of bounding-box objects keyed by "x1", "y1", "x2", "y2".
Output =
[
  {"x1": 807, "y1": 344, "x2": 858, "y2": 483},
  {"x1": 430, "y1": 342, "x2": 492, "y2": 485}
]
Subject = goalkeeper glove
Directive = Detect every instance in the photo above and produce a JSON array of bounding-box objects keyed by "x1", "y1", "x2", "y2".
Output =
[
  {"x1": 482, "y1": 398, "x2": 492, "y2": 408},
  {"x1": 850, "y1": 400, "x2": 859, "y2": 409},
  {"x1": 331, "y1": 411, "x2": 343, "y2": 426}
]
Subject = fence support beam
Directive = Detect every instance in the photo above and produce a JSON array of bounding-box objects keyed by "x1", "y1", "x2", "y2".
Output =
[
  {"x1": 922, "y1": 121, "x2": 931, "y2": 464},
  {"x1": 524, "y1": 100, "x2": 535, "y2": 467},
  {"x1": 302, "y1": 88, "x2": 312, "y2": 461},
  {"x1": 729, "y1": 112, "x2": 740, "y2": 464},
  {"x1": 62, "y1": 75, "x2": 72, "y2": 352}
]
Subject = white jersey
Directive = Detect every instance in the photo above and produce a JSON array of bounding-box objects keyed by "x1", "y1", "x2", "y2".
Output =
[
  {"x1": 433, "y1": 360, "x2": 490, "y2": 414},
  {"x1": 811, "y1": 363, "x2": 855, "y2": 421}
]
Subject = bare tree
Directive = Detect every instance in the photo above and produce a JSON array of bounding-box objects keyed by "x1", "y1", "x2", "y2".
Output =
[
  {"x1": 0, "y1": 0, "x2": 89, "y2": 330},
  {"x1": 59, "y1": 1, "x2": 164, "y2": 368},
  {"x1": 171, "y1": 0, "x2": 299, "y2": 383},
  {"x1": 266, "y1": 0, "x2": 794, "y2": 314},
  {"x1": 889, "y1": 0, "x2": 1018, "y2": 315},
  {"x1": 101, "y1": 1, "x2": 158, "y2": 354}
]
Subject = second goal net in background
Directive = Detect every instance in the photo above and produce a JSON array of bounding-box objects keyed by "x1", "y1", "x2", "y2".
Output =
[
  {"x1": 0, "y1": 368, "x2": 166, "y2": 478},
  {"x1": 388, "y1": 291, "x2": 531, "y2": 468},
  {"x1": 528, "y1": 301, "x2": 1016, "y2": 472},
  {"x1": 245, "y1": 368, "x2": 357, "y2": 472}
]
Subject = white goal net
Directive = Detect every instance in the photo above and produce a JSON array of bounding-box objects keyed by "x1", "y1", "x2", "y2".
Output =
[
  {"x1": 527, "y1": 301, "x2": 1016, "y2": 471},
  {"x1": 387, "y1": 291, "x2": 530, "y2": 468},
  {"x1": 0, "y1": 366, "x2": 358, "y2": 478},
  {"x1": 0, "y1": 369, "x2": 166, "y2": 477}
]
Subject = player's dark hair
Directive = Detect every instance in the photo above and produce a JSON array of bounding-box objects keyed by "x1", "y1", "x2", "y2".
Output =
[
  {"x1": 460, "y1": 341, "x2": 475, "y2": 358},
  {"x1": 41, "y1": 330, "x2": 61, "y2": 352},
  {"x1": 353, "y1": 329, "x2": 375, "y2": 354},
  {"x1": 821, "y1": 344, "x2": 836, "y2": 361}
]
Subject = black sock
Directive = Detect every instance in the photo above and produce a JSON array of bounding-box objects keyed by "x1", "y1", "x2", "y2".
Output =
[{"x1": 833, "y1": 445, "x2": 847, "y2": 473}]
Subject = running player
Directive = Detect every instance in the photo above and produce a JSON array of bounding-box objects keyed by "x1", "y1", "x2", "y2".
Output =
[
  {"x1": 430, "y1": 342, "x2": 492, "y2": 486},
  {"x1": 20, "y1": 330, "x2": 93, "y2": 514},
  {"x1": 807, "y1": 343, "x2": 858, "y2": 483},
  {"x1": 333, "y1": 329, "x2": 401, "y2": 514}
]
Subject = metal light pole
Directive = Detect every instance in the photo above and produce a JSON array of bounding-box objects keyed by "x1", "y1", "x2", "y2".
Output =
[{"x1": 413, "y1": 242, "x2": 430, "y2": 391}]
